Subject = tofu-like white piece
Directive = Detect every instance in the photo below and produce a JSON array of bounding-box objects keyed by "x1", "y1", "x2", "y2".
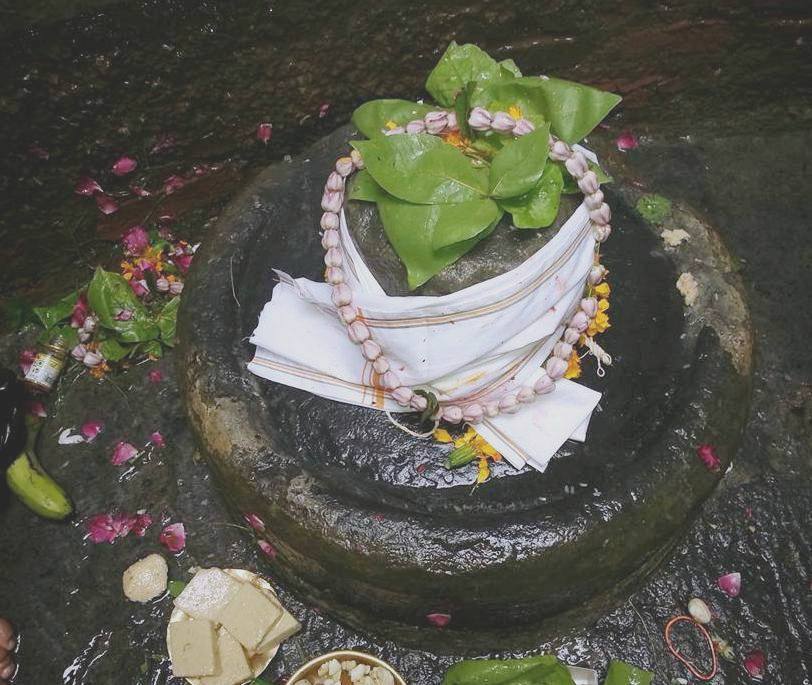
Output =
[
  {"x1": 173, "y1": 568, "x2": 242, "y2": 622},
  {"x1": 255, "y1": 609, "x2": 301, "y2": 653},
  {"x1": 199, "y1": 628, "x2": 253, "y2": 685},
  {"x1": 168, "y1": 619, "x2": 217, "y2": 678},
  {"x1": 218, "y1": 581, "x2": 283, "y2": 651},
  {"x1": 122, "y1": 553, "x2": 168, "y2": 603}
]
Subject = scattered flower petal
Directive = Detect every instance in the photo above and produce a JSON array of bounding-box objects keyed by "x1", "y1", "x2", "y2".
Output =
[
  {"x1": 173, "y1": 253, "x2": 193, "y2": 274},
  {"x1": 58, "y1": 428, "x2": 86, "y2": 445},
  {"x1": 717, "y1": 572, "x2": 741, "y2": 597},
  {"x1": 696, "y1": 443, "x2": 721, "y2": 472},
  {"x1": 676, "y1": 272, "x2": 699, "y2": 307},
  {"x1": 426, "y1": 612, "x2": 451, "y2": 628},
  {"x1": 111, "y1": 155, "x2": 138, "y2": 176},
  {"x1": 28, "y1": 143, "x2": 50, "y2": 160},
  {"x1": 86, "y1": 513, "x2": 117, "y2": 543},
  {"x1": 743, "y1": 649, "x2": 765, "y2": 679},
  {"x1": 80, "y1": 420, "x2": 104, "y2": 442},
  {"x1": 243, "y1": 512, "x2": 265, "y2": 532},
  {"x1": 132, "y1": 512, "x2": 153, "y2": 537},
  {"x1": 147, "y1": 368, "x2": 164, "y2": 383},
  {"x1": 114, "y1": 308, "x2": 133, "y2": 321},
  {"x1": 70, "y1": 294, "x2": 89, "y2": 328},
  {"x1": 318, "y1": 103, "x2": 330, "y2": 118},
  {"x1": 83, "y1": 350, "x2": 104, "y2": 368},
  {"x1": 18, "y1": 348, "x2": 36, "y2": 375},
  {"x1": 129, "y1": 279, "x2": 149, "y2": 298},
  {"x1": 258, "y1": 539, "x2": 277, "y2": 559},
  {"x1": 257, "y1": 122, "x2": 273, "y2": 144},
  {"x1": 615, "y1": 131, "x2": 639, "y2": 151},
  {"x1": 130, "y1": 185, "x2": 151, "y2": 197},
  {"x1": 95, "y1": 193, "x2": 119, "y2": 215},
  {"x1": 86, "y1": 511, "x2": 152, "y2": 543},
  {"x1": 25, "y1": 400, "x2": 47, "y2": 418},
  {"x1": 163, "y1": 175, "x2": 185, "y2": 194},
  {"x1": 110, "y1": 512, "x2": 137, "y2": 537},
  {"x1": 149, "y1": 431, "x2": 165, "y2": 448},
  {"x1": 159, "y1": 522, "x2": 186, "y2": 553},
  {"x1": 111, "y1": 440, "x2": 138, "y2": 466},
  {"x1": 121, "y1": 225, "x2": 149, "y2": 255},
  {"x1": 75, "y1": 176, "x2": 103, "y2": 196}
]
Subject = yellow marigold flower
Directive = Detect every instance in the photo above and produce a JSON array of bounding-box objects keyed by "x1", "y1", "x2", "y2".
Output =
[
  {"x1": 565, "y1": 350, "x2": 582, "y2": 379},
  {"x1": 507, "y1": 105, "x2": 523, "y2": 120},
  {"x1": 587, "y1": 310, "x2": 611, "y2": 337},
  {"x1": 594, "y1": 282, "x2": 611, "y2": 299},
  {"x1": 385, "y1": 120, "x2": 398, "y2": 130},
  {"x1": 90, "y1": 362, "x2": 110, "y2": 380},
  {"x1": 476, "y1": 457, "x2": 491, "y2": 484},
  {"x1": 441, "y1": 130, "x2": 468, "y2": 150},
  {"x1": 598, "y1": 298, "x2": 610, "y2": 312},
  {"x1": 433, "y1": 428, "x2": 454, "y2": 443}
]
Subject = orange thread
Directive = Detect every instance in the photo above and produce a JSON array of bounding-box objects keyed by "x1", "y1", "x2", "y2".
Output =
[{"x1": 664, "y1": 615, "x2": 718, "y2": 681}]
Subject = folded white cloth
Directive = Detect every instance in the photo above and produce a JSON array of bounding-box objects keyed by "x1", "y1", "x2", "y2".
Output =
[{"x1": 249, "y1": 172, "x2": 601, "y2": 472}]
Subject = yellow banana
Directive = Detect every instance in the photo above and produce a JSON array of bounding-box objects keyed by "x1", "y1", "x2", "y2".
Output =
[{"x1": 6, "y1": 451, "x2": 73, "y2": 520}]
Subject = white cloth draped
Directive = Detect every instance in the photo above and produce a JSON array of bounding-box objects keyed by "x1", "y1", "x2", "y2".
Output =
[{"x1": 249, "y1": 186, "x2": 601, "y2": 473}]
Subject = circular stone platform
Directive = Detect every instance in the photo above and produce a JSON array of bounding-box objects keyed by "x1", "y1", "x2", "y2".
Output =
[{"x1": 177, "y1": 126, "x2": 753, "y2": 651}]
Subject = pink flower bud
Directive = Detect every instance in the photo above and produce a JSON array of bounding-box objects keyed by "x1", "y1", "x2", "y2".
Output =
[
  {"x1": 571, "y1": 311, "x2": 589, "y2": 332},
  {"x1": 321, "y1": 229, "x2": 340, "y2": 249},
  {"x1": 392, "y1": 386, "x2": 414, "y2": 406},
  {"x1": 581, "y1": 297, "x2": 598, "y2": 318},
  {"x1": 588, "y1": 265, "x2": 606, "y2": 285},
  {"x1": 321, "y1": 189, "x2": 343, "y2": 213},
  {"x1": 169, "y1": 281, "x2": 184, "y2": 295},
  {"x1": 463, "y1": 403, "x2": 484, "y2": 423},
  {"x1": 380, "y1": 371, "x2": 400, "y2": 390},
  {"x1": 594, "y1": 225, "x2": 612, "y2": 243},
  {"x1": 565, "y1": 153, "x2": 589, "y2": 179},
  {"x1": 564, "y1": 327, "x2": 580, "y2": 345},
  {"x1": 256, "y1": 122, "x2": 273, "y2": 144},
  {"x1": 534, "y1": 374, "x2": 555, "y2": 395},
  {"x1": 83, "y1": 351, "x2": 104, "y2": 368},
  {"x1": 442, "y1": 405, "x2": 463, "y2": 423},
  {"x1": 156, "y1": 277, "x2": 170, "y2": 292},
  {"x1": 324, "y1": 247, "x2": 343, "y2": 268},
  {"x1": 445, "y1": 111, "x2": 459, "y2": 131},
  {"x1": 111, "y1": 155, "x2": 137, "y2": 176},
  {"x1": 78, "y1": 329, "x2": 92, "y2": 343},
  {"x1": 468, "y1": 107, "x2": 493, "y2": 131},
  {"x1": 72, "y1": 344, "x2": 88, "y2": 361},
  {"x1": 331, "y1": 283, "x2": 353, "y2": 307},
  {"x1": 517, "y1": 386, "x2": 535, "y2": 403},
  {"x1": 336, "y1": 156, "x2": 354, "y2": 177},
  {"x1": 361, "y1": 340, "x2": 381, "y2": 361},
  {"x1": 410, "y1": 394, "x2": 428, "y2": 412},
  {"x1": 585, "y1": 190, "x2": 604, "y2": 210},
  {"x1": 578, "y1": 171, "x2": 600, "y2": 195},
  {"x1": 485, "y1": 401, "x2": 500, "y2": 417},
  {"x1": 424, "y1": 111, "x2": 449, "y2": 135},
  {"x1": 82, "y1": 316, "x2": 97, "y2": 333},
  {"x1": 384, "y1": 126, "x2": 405, "y2": 136},
  {"x1": 554, "y1": 341, "x2": 573, "y2": 359},
  {"x1": 121, "y1": 225, "x2": 149, "y2": 255},
  {"x1": 589, "y1": 203, "x2": 612, "y2": 226},
  {"x1": 337, "y1": 306, "x2": 356, "y2": 324},
  {"x1": 546, "y1": 356, "x2": 568, "y2": 380},
  {"x1": 549, "y1": 140, "x2": 571, "y2": 161},
  {"x1": 347, "y1": 320, "x2": 370, "y2": 343},
  {"x1": 512, "y1": 118, "x2": 535, "y2": 136},
  {"x1": 350, "y1": 150, "x2": 364, "y2": 170},
  {"x1": 373, "y1": 356, "x2": 390, "y2": 374},
  {"x1": 499, "y1": 394, "x2": 520, "y2": 413},
  {"x1": 321, "y1": 211, "x2": 340, "y2": 231},
  {"x1": 491, "y1": 111, "x2": 516, "y2": 133},
  {"x1": 325, "y1": 267, "x2": 344, "y2": 284},
  {"x1": 326, "y1": 171, "x2": 345, "y2": 192},
  {"x1": 405, "y1": 119, "x2": 426, "y2": 134}
]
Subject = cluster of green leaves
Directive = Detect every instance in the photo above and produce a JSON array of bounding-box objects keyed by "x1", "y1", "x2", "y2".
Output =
[
  {"x1": 349, "y1": 42, "x2": 621, "y2": 289},
  {"x1": 32, "y1": 267, "x2": 179, "y2": 362},
  {"x1": 442, "y1": 654, "x2": 576, "y2": 685}
]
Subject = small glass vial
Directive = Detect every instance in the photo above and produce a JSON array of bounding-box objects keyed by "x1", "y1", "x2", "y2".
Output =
[{"x1": 24, "y1": 332, "x2": 69, "y2": 394}]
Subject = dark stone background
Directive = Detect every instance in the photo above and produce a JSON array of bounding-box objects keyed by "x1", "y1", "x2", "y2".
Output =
[{"x1": 0, "y1": 1, "x2": 810, "y2": 684}]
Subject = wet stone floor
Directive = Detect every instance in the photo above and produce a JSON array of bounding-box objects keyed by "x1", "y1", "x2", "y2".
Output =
[{"x1": 1, "y1": 2, "x2": 811, "y2": 684}]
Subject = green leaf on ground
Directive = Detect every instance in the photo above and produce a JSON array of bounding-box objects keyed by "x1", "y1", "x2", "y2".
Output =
[
  {"x1": 603, "y1": 660, "x2": 653, "y2": 685},
  {"x1": 157, "y1": 296, "x2": 180, "y2": 347},
  {"x1": 33, "y1": 290, "x2": 79, "y2": 330},
  {"x1": 99, "y1": 338, "x2": 130, "y2": 362},
  {"x1": 352, "y1": 135, "x2": 488, "y2": 205},
  {"x1": 351, "y1": 99, "x2": 435, "y2": 138},
  {"x1": 167, "y1": 580, "x2": 186, "y2": 598},
  {"x1": 442, "y1": 655, "x2": 575, "y2": 685},
  {"x1": 499, "y1": 162, "x2": 564, "y2": 229},
  {"x1": 86, "y1": 268, "x2": 159, "y2": 343},
  {"x1": 426, "y1": 41, "x2": 503, "y2": 107},
  {"x1": 636, "y1": 193, "x2": 673, "y2": 224},
  {"x1": 488, "y1": 123, "x2": 551, "y2": 199}
]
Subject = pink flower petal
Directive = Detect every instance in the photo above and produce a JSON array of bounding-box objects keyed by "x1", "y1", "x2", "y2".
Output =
[
  {"x1": 121, "y1": 224, "x2": 150, "y2": 255},
  {"x1": 80, "y1": 420, "x2": 104, "y2": 442},
  {"x1": 318, "y1": 103, "x2": 330, "y2": 119},
  {"x1": 130, "y1": 185, "x2": 151, "y2": 198},
  {"x1": 150, "y1": 133, "x2": 176, "y2": 155},
  {"x1": 95, "y1": 193, "x2": 119, "y2": 215},
  {"x1": 743, "y1": 649, "x2": 766, "y2": 679},
  {"x1": 132, "y1": 512, "x2": 152, "y2": 537},
  {"x1": 159, "y1": 522, "x2": 186, "y2": 553},
  {"x1": 147, "y1": 368, "x2": 164, "y2": 383},
  {"x1": 25, "y1": 400, "x2": 47, "y2": 418},
  {"x1": 696, "y1": 443, "x2": 721, "y2": 472},
  {"x1": 86, "y1": 513, "x2": 117, "y2": 543},
  {"x1": 110, "y1": 512, "x2": 137, "y2": 537},
  {"x1": 717, "y1": 571, "x2": 741, "y2": 597},
  {"x1": 615, "y1": 131, "x2": 639, "y2": 151},
  {"x1": 258, "y1": 539, "x2": 277, "y2": 559},
  {"x1": 129, "y1": 279, "x2": 149, "y2": 298},
  {"x1": 149, "y1": 431, "x2": 165, "y2": 448},
  {"x1": 111, "y1": 155, "x2": 138, "y2": 176},
  {"x1": 28, "y1": 144, "x2": 50, "y2": 160},
  {"x1": 244, "y1": 512, "x2": 265, "y2": 532},
  {"x1": 19, "y1": 348, "x2": 36, "y2": 375},
  {"x1": 173, "y1": 253, "x2": 193, "y2": 274},
  {"x1": 426, "y1": 612, "x2": 451, "y2": 628},
  {"x1": 111, "y1": 440, "x2": 138, "y2": 466},
  {"x1": 70, "y1": 293, "x2": 89, "y2": 328},
  {"x1": 163, "y1": 175, "x2": 185, "y2": 194},
  {"x1": 257, "y1": 122, "x2": 273, "y2": 144},
  {"x1": 114, "y1": 308, "x2": 133, "y2": 321},
  {"x1": 74, "y1": 176, "x2": 103, "y2": 196}
]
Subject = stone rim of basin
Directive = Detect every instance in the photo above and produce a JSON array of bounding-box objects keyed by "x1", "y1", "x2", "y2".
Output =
[{"x1": 177, "y1": 126, "x2": 753, "y2": 650}]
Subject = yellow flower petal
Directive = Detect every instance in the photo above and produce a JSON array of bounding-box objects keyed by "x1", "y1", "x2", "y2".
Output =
[
  {"x1": 598, "y1": 299, "x2": 610, "y2": 312},
  {"x1": 594, "y1": 282, "x2": 611, "y2": 298},
  {"x1": 476, "y1": 457, "x2": 490, "y2": 484},
  {"x1": 507, "y1": 105, "x2": 523, "y2": 120},
  {"x1": 385, "y1": 120, "x2": 398, "y2": 130},
  {"x1": 565, "y1": 350, "x2": 582, "y2": 379},
  {"x1": 433, "y1": 428, "x2": 453, "y2": 443}
]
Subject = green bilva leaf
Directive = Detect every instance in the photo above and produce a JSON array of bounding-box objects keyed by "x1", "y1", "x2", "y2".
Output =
[
  {"x1": 499, "y1": 162, "x2": 563, "y2": 229},
  {"x1": 99, "y1": 338, "x2": 130, "y2": 362},
  {"x1": 86, "y1": 268, "x2": 159, "y2": 343},
  {"x1": 472, "y1": 76, "x2": 621, "y2": 144},
  {"x1": 431, "y1": 199, "x2": 502, "y2": 250},
  {"x1": 426, "y1": 41, "x2": 503, "y2": 107},
  {"x1": 157, "y1": 296, "x2": 180, "y2": 347},
  {"x1": 442, "y1": 655, "x2": 575, "y2": 685},
  {"x1": 488, "y1": 123, "x2": 551, "y2": 199},
  {"x1": 561, "y1": 160, "x2": 613, "y2": 193},
  {"x1": 33, "y1": 290, "x2": 79, "y2": 330},
  {"x1": 351, "y1": 134, "x2": 488, "y2": 205},
  {"x1": 348, "y1": 176, "x2": 495, "y2": 290},
  {"x1": 603, "y1": 660, "x2": 653, "y2": 685},
  {"x1": 498, "y1": 58, "x2": 522, "y2": 78},
  {"x1": 351, "y1": 99, "x2": 434, "y2": 139}
]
